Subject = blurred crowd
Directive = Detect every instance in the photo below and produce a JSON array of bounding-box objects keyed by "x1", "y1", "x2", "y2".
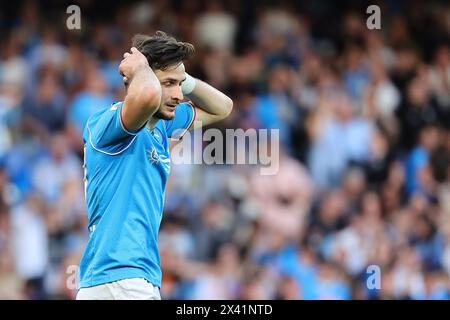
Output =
[{"x1": 1, "y1": 0, "x2": 450, "y2": 299}]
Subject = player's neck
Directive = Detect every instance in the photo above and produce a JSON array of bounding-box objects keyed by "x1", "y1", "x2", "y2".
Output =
[{"x1": 146, "y1": 116, "x2": 159, "y2": 130}]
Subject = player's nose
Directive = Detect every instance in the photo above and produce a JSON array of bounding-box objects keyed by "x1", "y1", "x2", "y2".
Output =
[{"x1": 172, "y1": 86, "x2": 183, "y2": 101}]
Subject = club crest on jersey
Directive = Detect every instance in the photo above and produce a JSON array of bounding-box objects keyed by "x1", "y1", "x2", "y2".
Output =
[{"x1": 147, "y1": 146, "x2": 170, "y2": 173}]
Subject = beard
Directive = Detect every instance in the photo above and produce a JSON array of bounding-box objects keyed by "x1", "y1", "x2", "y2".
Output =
[{"x1": 153, "y1": 103, "x2": 177, "y2": 120}]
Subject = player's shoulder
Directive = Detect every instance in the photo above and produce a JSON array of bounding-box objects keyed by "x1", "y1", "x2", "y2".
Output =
[
  {"x1": 82, "y1": 101, "x2": 124, "y2": 140},
  {"x1": 169, "y1": 101, "x2": 195, "y2": 122},
  {"x1": 179, "y1": 101, "x2": 195, "y2": 110},
  {"x1": 90, "y1": 101, "x2": 124, "y2": 123}
]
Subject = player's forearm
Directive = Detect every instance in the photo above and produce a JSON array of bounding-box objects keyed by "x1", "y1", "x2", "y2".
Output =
[
  {"x1": 122, "y1": 67, "x2": 162, "y2": 130},
  {"x1": 126, "y1": 67, "x2": 161, "y2": 113},
  {"x1": 186, "y1": 78, "x2": 233, "y2": 120}
]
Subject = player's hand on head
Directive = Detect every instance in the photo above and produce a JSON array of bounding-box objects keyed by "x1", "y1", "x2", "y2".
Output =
[{"x1": 119, "y1": 47, "x2": 150, "y2": 82}]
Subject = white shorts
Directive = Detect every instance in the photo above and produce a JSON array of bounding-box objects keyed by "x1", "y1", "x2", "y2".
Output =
[{"x1": 76, "y1": 278, "x2": 161, "y2": 300}]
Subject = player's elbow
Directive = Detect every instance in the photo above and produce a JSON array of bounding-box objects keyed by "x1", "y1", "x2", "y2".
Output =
[
  {"x1": 139, "y1": 85, "x2": 162, "y2": 113},
  {"x1": 148, "y1": 87, "x2": 162, "y2": 110},
  {"x1": 221, "y1": 95, "x2": 233, "y2": 118}
]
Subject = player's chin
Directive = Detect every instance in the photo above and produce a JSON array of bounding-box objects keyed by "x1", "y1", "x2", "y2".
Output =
[{"x1": 155, "y1": 107, "x2": 176, "y2": 120}]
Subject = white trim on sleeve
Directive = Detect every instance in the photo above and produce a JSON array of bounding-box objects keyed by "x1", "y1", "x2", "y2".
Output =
[{"x1": 87, "y1": 120, "x2": 137, "y2": 156}]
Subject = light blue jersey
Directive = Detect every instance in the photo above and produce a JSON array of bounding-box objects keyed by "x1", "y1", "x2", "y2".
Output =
[{"x1": 78, "y1": 101, "x2": 195, "y2": 289}]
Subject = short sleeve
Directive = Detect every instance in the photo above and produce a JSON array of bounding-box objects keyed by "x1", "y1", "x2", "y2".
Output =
[
  {"x1": 164, "y1": 102, "x2": 196, "y2": 140},
  {"x1": 85, "y1": 102, "x2": 143, "y2": 154}
]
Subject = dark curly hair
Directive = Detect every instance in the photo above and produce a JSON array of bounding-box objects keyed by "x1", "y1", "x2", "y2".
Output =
[{"x1": 131, "y1": 31, "x2": 195, "y2": 71}]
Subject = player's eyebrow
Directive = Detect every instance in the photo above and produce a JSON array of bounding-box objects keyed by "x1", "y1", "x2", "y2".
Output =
[{"x1": 161, "y1": 77, "x2": 184, "y2": 83}]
